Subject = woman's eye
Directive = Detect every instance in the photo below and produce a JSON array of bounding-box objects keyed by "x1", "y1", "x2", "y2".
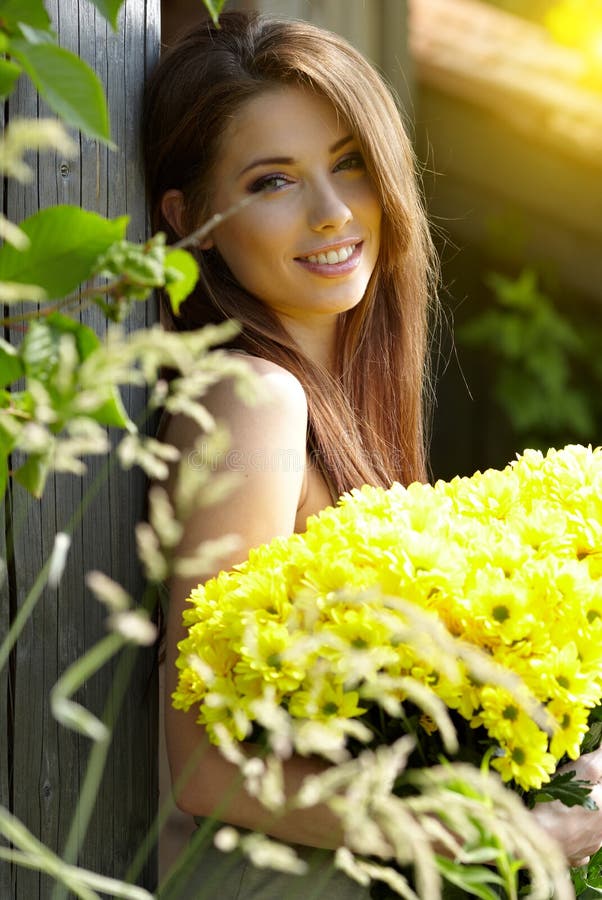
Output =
[
  {"x1": 334, "y1": 152, "x2": 365, "y2": 173},
  {"x1": 248, "y1": 174, "x2": 291, "y2": 193}
]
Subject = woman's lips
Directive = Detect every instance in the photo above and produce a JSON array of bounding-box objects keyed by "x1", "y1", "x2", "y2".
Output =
[{"x1": 295, "y1": 242, "x2": 363, "y2": 277}]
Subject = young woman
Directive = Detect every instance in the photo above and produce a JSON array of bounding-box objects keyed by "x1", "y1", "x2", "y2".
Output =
[{"x1": 144, "y1": 10, "x2": 602, "y2": 896}]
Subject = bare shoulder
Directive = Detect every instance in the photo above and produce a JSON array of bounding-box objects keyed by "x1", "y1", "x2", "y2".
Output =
[
  {"x1": 229, "y1": 354, "x2": 308, "y2": 420},
  {"x1": 164, "y1": 355, "x2": 307, "y2": 452},
  {"x1": 162, "y1": 355, "x2": 308, "y2": 563}
]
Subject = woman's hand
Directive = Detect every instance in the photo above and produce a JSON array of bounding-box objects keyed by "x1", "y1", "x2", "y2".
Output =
[{"x1": 531, "y1": 749, "x2": 602, "y2": 867}]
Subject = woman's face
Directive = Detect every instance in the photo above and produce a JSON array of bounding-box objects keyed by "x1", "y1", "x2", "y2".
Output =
[{"x1": 204, "y1": 85, "x2": 382, "y2": 330}]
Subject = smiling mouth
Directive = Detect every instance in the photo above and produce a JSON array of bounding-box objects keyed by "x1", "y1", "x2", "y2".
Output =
[
  {"x1": 302, "y1": 243, "x2": 356, "y2": 265},
  {"x1": 295, "y1": 242, "x2": 362, "y2": 271}
]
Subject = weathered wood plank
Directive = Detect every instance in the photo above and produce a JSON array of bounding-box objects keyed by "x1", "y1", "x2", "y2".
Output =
[
  {"x1": 5, "y1": 32, "x2": 50, "y2": 895},
  {"x1": 1, "y1": 84, "x2": 12, "y2": 898},
  {"x1": 5, "y1": 1, "x2": 160, "y2": 895},
  {"x1": 0, "y1": 461, "x2": 10, "y2": 898}
]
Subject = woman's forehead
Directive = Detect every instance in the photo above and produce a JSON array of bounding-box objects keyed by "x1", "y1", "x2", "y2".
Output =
[{"x1": 218, "y1": 85, "x2": 353, "y2": 164}]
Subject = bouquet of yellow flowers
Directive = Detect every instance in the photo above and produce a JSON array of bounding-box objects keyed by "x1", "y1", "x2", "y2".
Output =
[{"x1": 173, "y1": 445, "x2": 602, "y2": 898}]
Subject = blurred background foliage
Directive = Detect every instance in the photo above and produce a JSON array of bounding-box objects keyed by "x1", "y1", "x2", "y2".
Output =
[{"x1": 421, "y1": 0, "x2": 602, "y2": 479}]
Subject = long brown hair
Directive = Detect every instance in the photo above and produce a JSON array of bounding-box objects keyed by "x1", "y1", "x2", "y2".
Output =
[{"x1": 144, "y1": 10, "x2": 439, "y2": 495}]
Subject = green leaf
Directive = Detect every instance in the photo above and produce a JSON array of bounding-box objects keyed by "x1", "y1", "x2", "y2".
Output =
[
  {"x1": 14, "y1": 452, "x2": 49, "y2": 497},
  {"x1": 164, "y1": 248, "x2": 199, "y2": 314},
  {"x1": 437, "y1": 857, "x2": 505, "y2": 900},
  {"x1": 582, "y1": 722, "x2": 602, "y2": 755},
  {"x1": 10, "y1": 40, "x2": 111, "y2": 143},
  {"x1": 0, "y1": 206, "x2": 128, "y2": 298},
  {"x1": 88, "y1": 391, "x2": 132, "y2": 429},
  {"x1": 0, "y1": 338, "x2": 24, "y2": 387},
  {"x1": 578, "y1": 887, "x2": 602, "y2": 898},
  {"x1": 15, "y1": 24, "x2": 55, "y2": 45},
  {"x1": 0, "y1": 397, "x2": 22, "y2": 451},
  {"x1": 201, "y1": 0, "x2": 227, "y2": 26},
  {"x1": 532, "y1": 770, "x2": 596, "y2": 809},
  {"x1": 0, "y1": 57, "x2": 22, "y2": 97},
  {"x1": 86, "y1": 0, "x2": 125, "y2": 30},
  {"x1": 45, "y1": 312, "x2": 100, "y2": 357},
  {"x1": 0, "y1": 0, "x2": 51, "y2": 30},
  {"x1": 586, "y1": 845, "x2": 602, "y2": 871}
]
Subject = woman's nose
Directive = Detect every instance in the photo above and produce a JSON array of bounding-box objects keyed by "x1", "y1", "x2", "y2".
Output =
[{"x1": 307, "y1": 179, "x2": 352, "y2": 232}]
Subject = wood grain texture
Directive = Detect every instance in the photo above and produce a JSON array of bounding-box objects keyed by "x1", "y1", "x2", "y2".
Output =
[
  {"x1": 4, "y1": 1, "x2": 160, "y2": 895},
  {"x1": 0, "y1": 455, "x2": 10, "y2": 897},
  {"x1": 1, "y1": 82, "x2": 11, "y2": 900}
]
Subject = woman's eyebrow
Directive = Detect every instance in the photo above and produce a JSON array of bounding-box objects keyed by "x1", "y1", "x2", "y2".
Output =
[
  {"x1": 237, "y1": 134, "x2": 355, "y2": 179},
  {"x1": 237, "y1": 156, "x2": 294, "y2": 178},
  {"x1": 329, "y1": 134, "x2": 354, "y2": 153}
]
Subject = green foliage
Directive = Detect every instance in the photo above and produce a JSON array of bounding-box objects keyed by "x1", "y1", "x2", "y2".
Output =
[
  {"x1": 435, "y1": 857, "x2": 506, "y2": 900},
  {"x1": 529, "y1": 769, "x2": 597, "y2": 809},
  {"x1": 0, "y1": 55, "x2": 21, "y2": 95},
  {"x1": 0, "y1": 1, "x2": 243, "y2": 896},
  {"x1": 0, "y1": 206, "x2": 128, "y2": 299},
  {"x1": 0, "y1": 0, "x2": 52, "y2": 31},
  {"x1": 0, "y1": 0, "x2": 120, "y2": 144},
  {"x1": 201, "y1": 0, "x2": 228, "y2": 26},
  {"x1": 458, "y1": 268, "x2": 602, "y2": 447},
  {"x1": 572, "y1": 847, "x2": 602, "y2": 897},
  {"x1": 87, "y1": 0, "x2": 124, "y2": 30},
  {"x1": 164, "y1": 248, "x2": 201, "y2": 313},
  {"x1": 96, "y1": 233, "x2": 168, "y2": 295},
  {"x1": 11, "y1": 38, "x2": 112, "y2": 143},
  {"x1": 0, "y1": 338, "x2": 23, "y2": 387}
]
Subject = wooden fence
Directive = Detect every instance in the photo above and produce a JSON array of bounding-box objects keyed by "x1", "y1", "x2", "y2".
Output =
[{"x1": 2, "y1": 1, "x2": 160, "y2": 895}]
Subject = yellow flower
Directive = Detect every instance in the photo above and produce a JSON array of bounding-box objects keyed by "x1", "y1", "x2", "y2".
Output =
[
  {"x1": 492, "y1": 727, "x2": 556, "y2": 790},
  {"x1": 173, "y1": 444, "x2": 602, "y2": 790},
  {"x1": 472, "y1": 687, "x2": 529, "y2": 744},
  {"x1": 530, "y1": 642, "x2": 597, "y2": 706},
  {"x1": 547, "y1": 699, "x2": 591, "y2": 760},
  {"x1": 236, "y1": 620, "x2": 307, "y2": 693},
  {"x1": 288, "y1": 681, "x2": 366, "y2": 720}
]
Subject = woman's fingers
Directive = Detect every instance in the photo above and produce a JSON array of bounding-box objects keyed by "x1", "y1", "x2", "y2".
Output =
[
  {"x1": 531, "y1": 775, "x2": 602, "y2": 864},
  {"x1": 562, "y1": 748, "x2": 602, "y2": 783}
]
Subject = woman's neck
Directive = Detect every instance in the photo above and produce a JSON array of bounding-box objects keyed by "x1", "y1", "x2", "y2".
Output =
[{"x1": 278, "y1": 314, "x2": 337, "y2": 372}]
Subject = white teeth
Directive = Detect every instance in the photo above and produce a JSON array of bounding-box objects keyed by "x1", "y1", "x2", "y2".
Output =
[{"x1": 306, "y1": 244, "x2": 356, "y2": 265}]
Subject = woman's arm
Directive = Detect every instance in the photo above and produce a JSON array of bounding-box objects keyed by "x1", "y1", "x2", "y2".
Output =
[{"x1": 163, "y1": 358, "x2": 344, "y2": 848}]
